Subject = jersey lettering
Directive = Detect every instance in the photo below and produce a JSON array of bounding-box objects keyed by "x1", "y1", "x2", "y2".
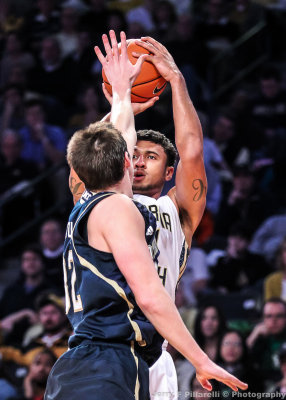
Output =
[
  {"x1": 66, "y1": 222, "x2": 73, "y2": 238},
  {"x1": 157, "y1": 266, "x2": 167, "y2": 286},
  {"x1": 63, "y1": 250, "x2": 83, "y2": 313},
  {"x1": 148, "y1": 205, "x2": 172, "y2": 232}
]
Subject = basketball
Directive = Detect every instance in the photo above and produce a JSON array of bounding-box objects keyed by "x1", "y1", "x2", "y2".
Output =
[{"x1": 102, "y1": 39, "x2": 167, "y2": 103}]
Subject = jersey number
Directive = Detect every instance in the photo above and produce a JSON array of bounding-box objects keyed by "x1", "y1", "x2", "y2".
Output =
[{"x1": 63, "y1": 250, "x2": 83, "y2": 314}]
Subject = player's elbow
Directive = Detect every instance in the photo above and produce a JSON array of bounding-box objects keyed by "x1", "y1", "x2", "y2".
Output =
[{"x1": 136, "y1": 290, "x2": 165, "y2": 316}]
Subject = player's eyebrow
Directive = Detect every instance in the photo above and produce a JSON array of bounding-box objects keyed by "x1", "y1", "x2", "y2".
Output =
[{"x1": 134, "y1": 148, "x2": 160, "y2": 157}]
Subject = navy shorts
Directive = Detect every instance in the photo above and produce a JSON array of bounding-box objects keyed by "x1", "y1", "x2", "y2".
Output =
[{"x1": 44, "y1": 341, "x2": 150, "y2": 400}]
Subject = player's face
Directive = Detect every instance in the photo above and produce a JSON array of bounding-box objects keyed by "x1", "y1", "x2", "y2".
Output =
[{"x1": 132, "y1": 140, "x2": 173, "y2": 198}]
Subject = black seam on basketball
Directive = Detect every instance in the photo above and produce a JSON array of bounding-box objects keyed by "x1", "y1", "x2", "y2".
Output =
[
  {"x1": 132, "y1": 76, "x2": 162, "y2": 87},
  {"x1": 104, "y1": 77, "x2": 162, "y2": 87},
  {"x1": 103, "y1": 81, "x2": 149, "y2": 99}
]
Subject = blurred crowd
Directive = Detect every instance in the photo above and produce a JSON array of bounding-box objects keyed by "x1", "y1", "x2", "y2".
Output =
[{"x1": 0, "y1": 0, "x2": 286, "y2": 399}]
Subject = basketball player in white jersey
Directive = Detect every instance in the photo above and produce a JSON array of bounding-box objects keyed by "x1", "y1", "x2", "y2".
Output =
[{"x1": 69, "y1": 35, "x2": 206, "y2": 399}]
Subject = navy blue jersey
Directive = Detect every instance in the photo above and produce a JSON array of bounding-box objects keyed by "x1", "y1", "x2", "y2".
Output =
[{"x1": 63, "y1": 190, "x2": 163, "y2": 366}]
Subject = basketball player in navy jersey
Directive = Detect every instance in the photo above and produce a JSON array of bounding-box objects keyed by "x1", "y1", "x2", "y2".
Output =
[
  {"x1": 64, "y1": 31, "x2": 248, "y2": 399},
  {"x1": 69, "y1": 37, "x2": 201, "y2": 399}
]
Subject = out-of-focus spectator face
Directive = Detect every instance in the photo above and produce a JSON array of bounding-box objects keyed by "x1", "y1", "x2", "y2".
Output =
[
  {"x1": 61, "y1": 7, "x2": 78, "y2": 31},
  {"x1": 8, "y1": 65, "x2": 27, "y2": 86},
  {"x1": 4, "y1": 86, "x2": 22, "y2": 108},
  {"x1": 37, "y1": 0, "x2": 55, "y2": 15},
  {"x1": 213, "y1": 116, "x2": 234, "y2": 144},
  {"x1": 176, "y1": 15, "x2": 193, "y2": 39},
  {"x1": 154, "y1": 1, "x2": 175, "y2": 25},
  {"x1": 21, "y1": 250, "x2": 44, "y2": 277},
  {"x1": 29, "y1": 351, "x2": 55, "y2": 385},
  {"x1": 207, "y1": 0, "x2": 224, "y2": 20},
  {"x1": 233, "y1": 174, "x2": 254, "y2": 195},
  {"x1": 220, "y1": 332, "x2": 243, "y2": 363},
  {"x1": 1, "y1": 131, "x2": 22, "y2": 162},
  {"x1": 38, "y1": 304, "x2": 66, "y2": 333},
  {"x1": 5, "y1": 33, "x2": 21, "y2": 54},
  {"x1": 82, "y1": 87, "x2": 98, "y2": 110},
  {"x1": 25, "y1": 104, "x2": 45, "y2": 128},
  {"x1": 41, "y1": 38, "x2": 61, "y2": 65},
  {"x1": 263, "y1": 302, "x2": 286, "y2": 335},
  {"x1": 260, "y1": 78, "x2": 280, "y2": 99},
  {"x1": 201, "y1": 306, "x2": 220, "y2": 338},
  {"x1": 40, "y1": 220, "x2": 64, "y2": 251},
  {"x1": 227, "y1": 234, "x2": 249, "y2": 257},
  {"x1": 127, "y1": 22, "x2": 147, "y2": 40}
]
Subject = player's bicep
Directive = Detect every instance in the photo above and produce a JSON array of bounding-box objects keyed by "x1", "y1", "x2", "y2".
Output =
[{"x1": 171, "y1": 155, "x2": 207, "y2": 238}]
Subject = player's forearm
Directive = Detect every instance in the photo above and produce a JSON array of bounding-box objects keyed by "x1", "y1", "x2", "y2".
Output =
[
  {"x1": 170, "y1": 73, "x2": 203, "y2": 159},
  {"x1": 111, "y1": 90, "x2": 136, "y2": 157},
  {"x1": 137, "y1": 287, "x2": 208, "y2": 370}
]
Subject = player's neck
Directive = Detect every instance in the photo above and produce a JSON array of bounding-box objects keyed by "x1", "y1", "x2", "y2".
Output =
[
  {"x1": 133, "y1": 187, "x2": 162, "y2": 200},
  {"x1": 105, "y1": 173, "x2": 133, "y2": 198}
]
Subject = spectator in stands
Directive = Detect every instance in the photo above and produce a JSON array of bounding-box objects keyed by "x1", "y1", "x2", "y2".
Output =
[
  {"x1": 55, "y1": 5, "x2": 80, "y2": 59},
  {"x1": 12, "y1": 349, "x2": 56, "y2": 400},
  {"x1": 180, "y1": 247, "x2": 210, "y2": 307},
  {"x1": 0, "y1": 130, "x2": 39, "y2": 239},
  {"x1": 0, "y1": 84, "x2": 26, "y2": 132},
  {"x1": 229, "y1": 0, "x2": 265, "y2": 35},
  {"x1": 216, "y1": 166, "x2": 274, "y2": 235},
  {"x1": 212, "y1": 111, "x2": 246, "y2": 169},
  {"x1": 0, "y1": 31, "x2": 35, "y2": 89},
  {"x1": 126, "y1": 0, "x2": 155, "y2": 33},
  {"x1": 175, "y1": 304, "x2": 226, "y2": 395},
  {"x1": 24, "y1": 0, "x2": 60, "y2": 52},
  {"x1": 39, "y1": 219, "x2": 65, "y2": 294},
  {"x1": 0, "y1": 293, "x2": 70, "y2": 390},
  {"x1": 194, "y1": 304, "x2": 227, "y2": 362},
  {"x1": 271, "y1": 343, "x2": 286, "y2": 394},
  {"x1": 79, "y1": 0, "x2": 109, "y2": 43},
  {"x1": 0, "y1": 245, "x2": 56, "y2": 345},
  {"x1": 27, "y1": 36, "x2": 78, "y2": 108},
  {"x1": 249, "y1": 214, "x2": 286, "y2": 262},
  {"x1": 68, "y1": 84, "x2": 105, "y2": 133},
  {"x1": 264, "y1": 238, "x2": 286, "y2": 301},
  {"x1": 195, "y1": 0, "x2": 239, "y2": 54},
  {"x1": 152, "y1": 0, "x2": 177, "y2": 43},
  {"x1": 247, "y1": 298, "x2": 286, "y2": 387},
  {"x1": 18, "y1": 99, "x2": 66, "y2": 170},
  {"x1": 209, "y1": 223, "x2": 271, "y2": 293},
  {"x1": 216, "y1": 330, "x2": 263, "y2": 396}
]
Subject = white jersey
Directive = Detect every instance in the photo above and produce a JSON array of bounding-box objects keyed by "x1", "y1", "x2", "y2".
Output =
[
  {"x1": 134, "y1": 194, "x2": 188, "y2": 400},
  {"x1": 133, "y1": 194, "x2": 188, "y2": 302}
]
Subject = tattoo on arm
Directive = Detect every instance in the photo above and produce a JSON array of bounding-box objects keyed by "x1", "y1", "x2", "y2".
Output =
[{"x1": 192, "y1": 179, "x2": 206, "y2": 201}]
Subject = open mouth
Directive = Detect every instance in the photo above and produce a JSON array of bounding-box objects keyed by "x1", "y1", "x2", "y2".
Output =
[{"x1": 134, "y1": 171, "x2": 146, "y2": 181}]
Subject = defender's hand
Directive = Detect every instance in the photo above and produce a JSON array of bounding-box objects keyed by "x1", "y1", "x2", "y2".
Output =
[
  {"x1": 102, "y1": 83, "x2": 159, "y2": 115},
  {"x1": 196, "y1": 358, "x2": 248, "y2": 392}
]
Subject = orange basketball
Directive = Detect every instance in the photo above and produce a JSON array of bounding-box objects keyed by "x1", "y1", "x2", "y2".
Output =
[{"x1": 102, "y1": 39, "x2": 167, "y2": 103}]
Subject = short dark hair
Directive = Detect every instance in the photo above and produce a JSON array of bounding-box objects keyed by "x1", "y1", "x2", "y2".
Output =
[
  {"x1": 21, "y1": 244, "x2": 44, "y2": 262},
  {"x1": 67, "y1": 122, "x2": 128, "y2": 191},
  {"x1": 264, "y1": 297, "x2": 286, "y2": 312},
  {"x1": 136, "y1": 129, "x2": 177, "y2": 167},
  {"x1": 35, "y1": 292, "x2": 65, "y2": 313},
  {"x1": 228, "y1": 223, "x2": 252, "y2": 241},
  {"x1": 24, "y1": 98, "x2": 44, "y2": 110}
]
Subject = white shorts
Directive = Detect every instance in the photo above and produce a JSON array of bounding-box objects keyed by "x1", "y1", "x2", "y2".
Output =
[{"x1": 149, "y1": 350, "x2": 178, "y2": 400}]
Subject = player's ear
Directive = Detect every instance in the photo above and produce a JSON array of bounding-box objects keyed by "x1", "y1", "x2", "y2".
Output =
[
  {"x1": 165, "y1": 166, "x2": 174, "y2": 181},
  {"x1": 124, "y1": 151, "x2": 131, "y2": 168}
]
